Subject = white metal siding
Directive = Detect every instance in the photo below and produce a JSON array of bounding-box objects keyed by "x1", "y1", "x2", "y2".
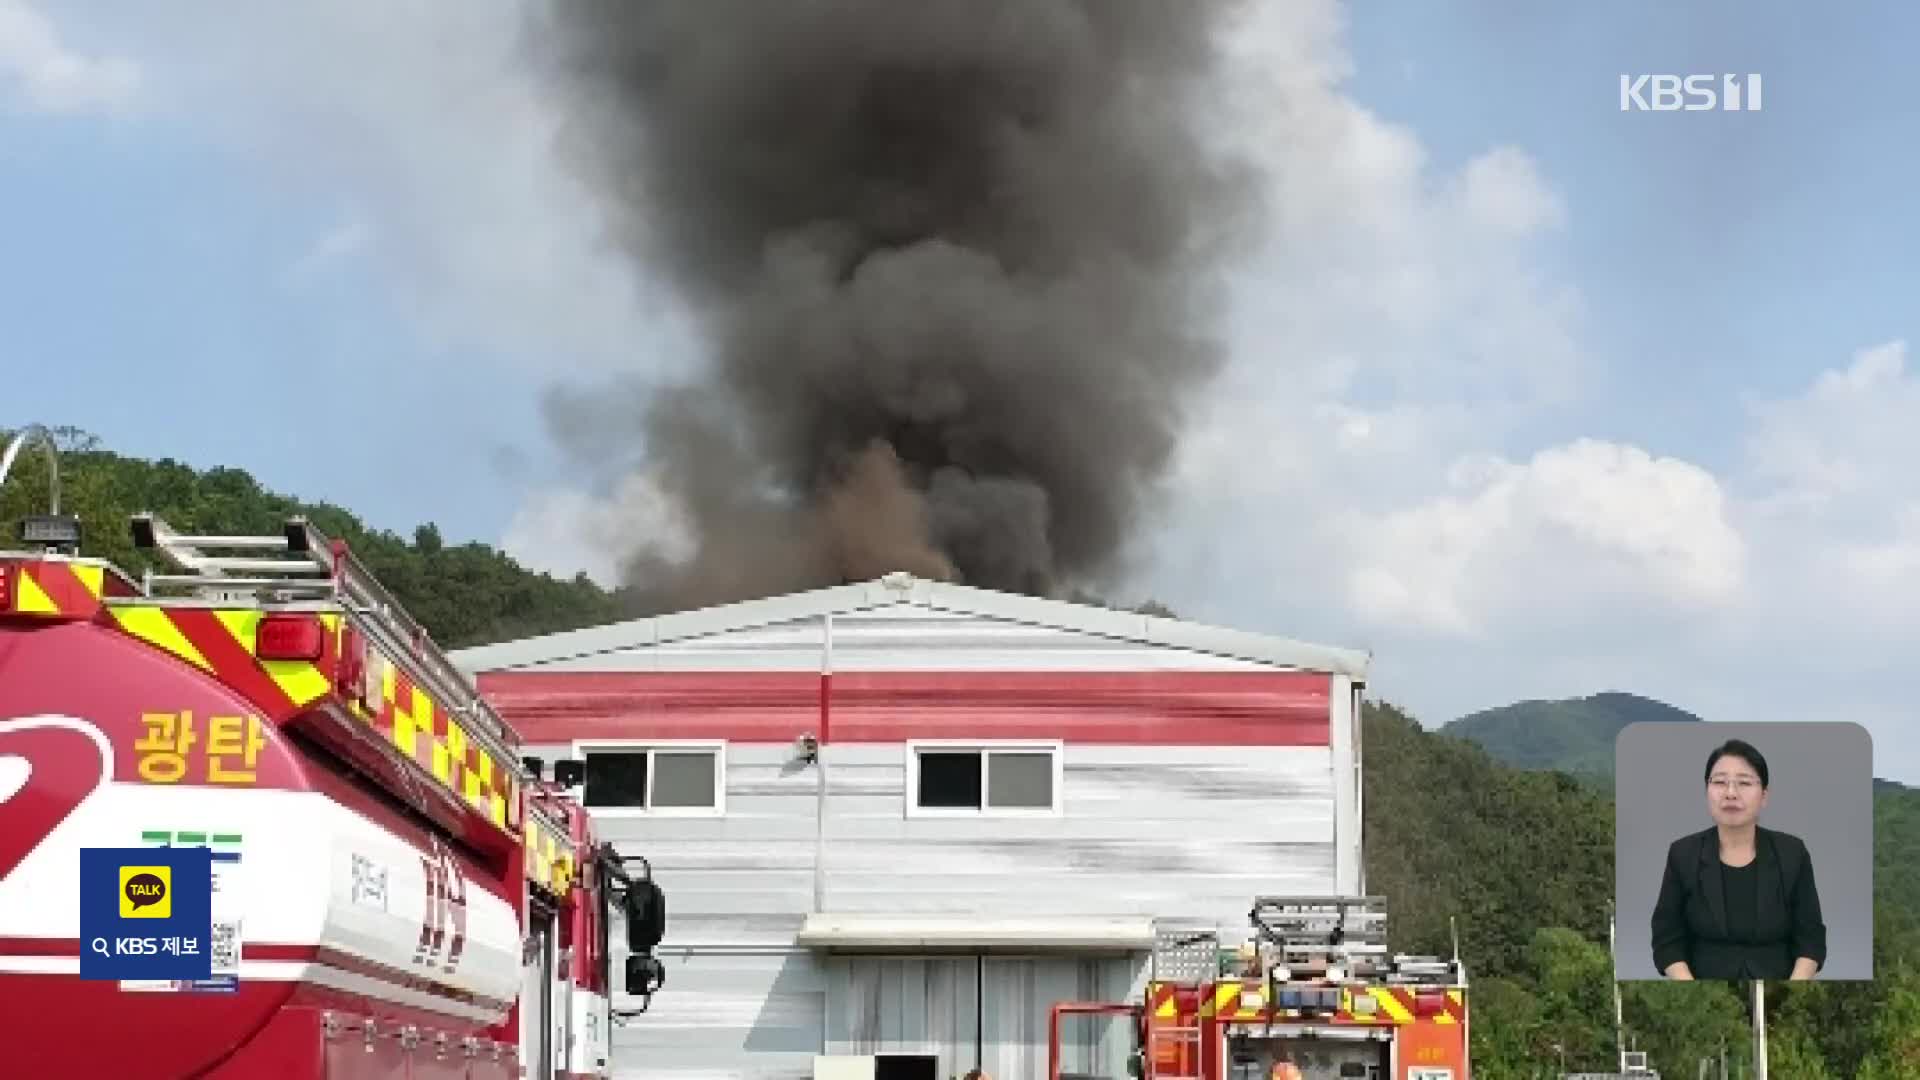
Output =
[
  {"x1": 606, "y1": 948, "x2": 823, "y2": 1080},
  {"x1": 817, "y1": 743, "x2": 1336, "y2": 920},
  {"x1": 823, "y1": 955, "x2": 978, "y2": 1072},
  {"x1": 542, "y1": 738, "x2": 1338, "y2": 1078},
  {"x1": 537, "y1": 742, "x2": 1338, "y2": 939}
]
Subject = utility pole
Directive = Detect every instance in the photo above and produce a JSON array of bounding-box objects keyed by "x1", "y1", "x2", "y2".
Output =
[
  {"x1": 1751, "y1": 979, "x2": 1768, "y2": 1080},
  {"x1": 1610, "y1": 899, "x2": 1627, "y2": 1072}
]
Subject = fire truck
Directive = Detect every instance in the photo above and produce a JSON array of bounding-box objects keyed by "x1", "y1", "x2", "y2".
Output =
[
  {"x1": 0, "y1": 424, "x2": 666, "y2": 1079},
  {"x1": 1048, "y1": 897, "x2": 1470, "y2": 1080}
]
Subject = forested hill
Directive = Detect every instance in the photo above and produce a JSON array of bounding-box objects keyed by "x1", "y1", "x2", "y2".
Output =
[
  {"x1": 1440, "y1": 690, "x2": 1701, "y2": 786},
  {"x1": 9, "y1": 432, "x2": 1920, "y2": 1074},
  {"x1": 0, "y1": 429, "x2": 625, "y2": 648},
  {"x1": 1446, "y1": 688, "x2": 1915, "y2": 794}
]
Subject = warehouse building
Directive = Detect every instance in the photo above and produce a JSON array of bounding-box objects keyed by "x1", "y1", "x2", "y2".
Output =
[{"x1": 452, "y1": 572, "x2": 1369, "y2": 1079}]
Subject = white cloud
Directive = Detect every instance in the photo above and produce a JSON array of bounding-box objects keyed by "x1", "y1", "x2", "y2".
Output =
[
  {"x1": 284, "y1": 219, "x2": 372, "y2": 284},
  {"x1": 1736, "y1": 340, "x2": 1920, "y2": 626},
  {"x1": 1343, "y1": 439, "x2": 1744, "y2": 636},
  {"x1": 502, "y1": 471, "x2": 694, "y2": 587},
  {"x1": 76, "y1": 2, "x2": 698, "y2": 377},
  {"x1": 1145, "y1": 0, "x2": 1597, "y2": 629},
  {"x1": 1744, "y1": 340, "x2": 1912, "y2": 517},
  {"x1": 0, "y1": 0, "x2": 138, "y2": 114},
  {"x1": 1454, "y1": 146, "x2": 1565, "y2": 235},
  {"x1": 1204, "y1": 3, "x2": 1584, "y2": 431}
]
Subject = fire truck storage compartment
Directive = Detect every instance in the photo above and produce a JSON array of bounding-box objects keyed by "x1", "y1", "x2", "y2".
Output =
[
  {"x1": 523, "y1": 896, "x2": 558, "y2": 1080},
  {"x1": 1223, "y1": 1031, "x2": 1390, "y2": 1080}
]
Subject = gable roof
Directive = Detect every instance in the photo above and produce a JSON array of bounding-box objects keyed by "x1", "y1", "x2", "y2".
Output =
[{"x1": 448, "y1": 571, "x2": 1371, "y2": 680}]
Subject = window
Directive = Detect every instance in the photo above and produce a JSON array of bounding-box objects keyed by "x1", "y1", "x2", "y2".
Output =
[
  {"x1": 906, "y1": 742, "x2": 1061, "y2": 815},
  {"x1": 574, "y1": 742, "x2": 724, "y2": 815}
]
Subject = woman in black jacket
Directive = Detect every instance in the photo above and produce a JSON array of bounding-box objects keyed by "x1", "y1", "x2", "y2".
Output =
[{"x1": 1650, "y1": 738, "x2": 1826, "y2": 980}]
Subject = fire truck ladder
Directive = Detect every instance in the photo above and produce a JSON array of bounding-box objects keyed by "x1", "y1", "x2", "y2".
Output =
[
  {"x1": 1248, "y1": 896, "x2": 1461, "y2": 986},
  {"x1": 1248, "y1": 895, "x2": 1391, "y2": 981},
  {"x1": 127, "y1": 511, "x2": 522, "y2": 772},
  {"x1": 1144, "y1": 922, "x2": 1218, "y2": 1079}
]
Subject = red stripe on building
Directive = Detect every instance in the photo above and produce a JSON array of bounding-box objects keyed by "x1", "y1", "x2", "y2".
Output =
[{"x1": 478, "y1": 670, "x2": 1333, "y2": 746}]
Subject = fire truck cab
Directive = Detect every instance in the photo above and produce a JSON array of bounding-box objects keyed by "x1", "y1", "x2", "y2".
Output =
[
  {"x1": 1048, "y1": 897, "x2": 1469, "y2": 1080},
  {"x1": 0, "y1": 423, "x2": 665, "y2": 1078}
]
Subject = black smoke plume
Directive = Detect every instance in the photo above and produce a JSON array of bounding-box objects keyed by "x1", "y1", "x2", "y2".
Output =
[{"x1": 533, "y1": 0, "x2": 1258, "y2": 609}]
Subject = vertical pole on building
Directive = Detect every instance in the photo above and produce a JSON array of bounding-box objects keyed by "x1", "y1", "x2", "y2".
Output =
[
  {"x1": 1611, "y1": 900, "x2": 1627, "y2": 1073},
  {"x1": 813, "y1": 613, "x2": 833, "y2": 913}
]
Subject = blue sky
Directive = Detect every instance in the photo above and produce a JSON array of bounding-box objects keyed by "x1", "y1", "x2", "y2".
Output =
[{"x1": 6, "y1": 2, "x2": 1919, "y2": 781}]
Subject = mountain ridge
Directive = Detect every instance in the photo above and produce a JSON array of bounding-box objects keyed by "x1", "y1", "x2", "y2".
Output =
[{"x1": 1441, "y1": 689, "x2": 1913, "y2": 792}]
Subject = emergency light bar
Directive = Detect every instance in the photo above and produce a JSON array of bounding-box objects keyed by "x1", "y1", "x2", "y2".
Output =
[
  {"x1": 257, "y1": 612, "x2": 327, "y2": 661},
  {"x1": 19, "y1": 514, "x2": 80, "y2": 549}
]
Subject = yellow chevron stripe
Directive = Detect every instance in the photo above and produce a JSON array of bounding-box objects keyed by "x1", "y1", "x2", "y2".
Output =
[
  {"x1": 212, "y1": 609, "x2": 332, "y2": 706},
  {"x1": 71, "y1": 564, "x2": 105, "y2": 599},
  {"x1": 263, "y1": 658, "x2": 329, "y2": 705},
  {"x1": 1214, "y1": 982, "x2": 1261, "y2": 1017},
  {"x1": 111, "y1": 607, "x2": 214, "y2": 671},
  {"x1": 1374, "y1": 989, "x2": 1415, "y2": 1024},
  {"x1": 12, "y1": 568, "x2": 57, "y2": 614}
]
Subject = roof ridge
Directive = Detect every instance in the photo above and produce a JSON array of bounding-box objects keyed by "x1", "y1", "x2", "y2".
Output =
[{"x1": 449, "y1": 573, "x2": 1370, "y2": 679}]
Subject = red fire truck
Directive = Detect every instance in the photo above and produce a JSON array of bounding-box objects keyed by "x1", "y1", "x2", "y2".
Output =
[
  {"x1": 1049, "y1": 897, "x2": 1470, "y2": 1080},
  {"x1": 0, "y1": 424, "x2": 666, "y2": 1078}
]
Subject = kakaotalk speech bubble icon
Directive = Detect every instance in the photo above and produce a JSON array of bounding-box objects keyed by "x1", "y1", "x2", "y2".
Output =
[{"x1": 120, "y1": 867, "x2": 170, "y2": 918}]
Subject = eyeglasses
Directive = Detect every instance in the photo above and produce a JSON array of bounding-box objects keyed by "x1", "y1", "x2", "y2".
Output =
[{"x1": 1709, "y1": 776, "x2": 1759, "y2": 792}]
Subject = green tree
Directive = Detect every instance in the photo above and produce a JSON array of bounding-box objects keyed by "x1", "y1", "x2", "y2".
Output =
[
  {"x1": 1527, "y1": 928, "x2": 1615, "y2": 1071},
  {"x1": 0, "y1": 430, "x2": 624, "y2": 648},
  {"x1": 1620, "y1": 979, "x2": 1751, "y2": 1076},
  {"x1": 1767, "y1": 1024, "x2": 1838, "y2": 1080},
  {"x1": 1465, "y1": 976, "x2": 1544, "y2": 1079},
  {"x1": 1855, "y1": 963, "x2": 1920, "y2": 1078}
]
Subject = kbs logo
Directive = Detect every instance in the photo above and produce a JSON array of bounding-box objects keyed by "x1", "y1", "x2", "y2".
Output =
[
  {"x1": 413, "y1": 838, "x2": 468, "y2": 975},
  {"x1": 1620, "y1": 74, "x2": 1763, "y2": 112}
]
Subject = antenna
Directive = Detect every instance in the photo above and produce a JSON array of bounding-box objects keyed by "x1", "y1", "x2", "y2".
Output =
[{"x1": 0, "y1": 423, "x2": 60, "y2": 516}]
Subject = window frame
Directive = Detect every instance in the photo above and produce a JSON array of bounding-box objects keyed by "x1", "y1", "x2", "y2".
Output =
[
  {"x1": 903, "y1": 739, "x2": 1064, "y2": 818},
  {"x1": 569, "y1": 739, "x2": 727, "y2": 818}
]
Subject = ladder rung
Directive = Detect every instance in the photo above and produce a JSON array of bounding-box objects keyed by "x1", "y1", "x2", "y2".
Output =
[
  {"x1": 142, "y1": 574, "x2": 336, "y2": 594},
  {"x1": 189, "y1": 557, "x2": 328, "y2": 574},
  {"x1": 162, "y1": 534, "x2": 296, "y2": 550}
]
